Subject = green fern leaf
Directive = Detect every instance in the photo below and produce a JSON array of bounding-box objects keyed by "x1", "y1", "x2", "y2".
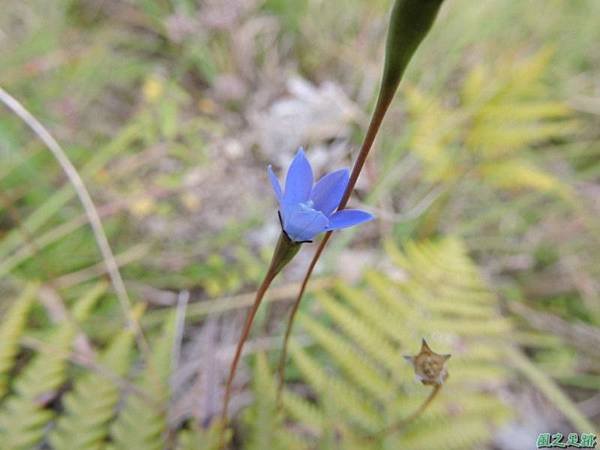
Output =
[
  {"x1": 282, "y1": 389, "x2": 325, "y2": 433},
  {"x1": 243, "y1": 353, "x2": 309, "y2": 450},
  {"x1": 289, "y1": 342, "x2": 381, "y2": 432},
  {"x1": 0, "y1": 284, "x2": 38, "y2": 397},
  {"x1": 298, "y1": 313, "x2": 394, "y2": 402},
  {"x1": 176, "y1": 423, "x2": 223, "y2": 450},
  {"x1": 108, "y1": 311, "x2": 176, "y2": 450},
  {"x1": 313, "y1": 290, "x2": 404, "y2": 380},
  {"x1": 405, "y1": 49, "x2": 577, "y2": 197},
  {"x1": 48, "y1": 311, "x2": 137, "y2": 450},
  {"x1": 284, "y1": 238, "x2": 515, "y2": 448},
  {"x1": 0, "y1": 283, "x2": 104, "y2": 450}
]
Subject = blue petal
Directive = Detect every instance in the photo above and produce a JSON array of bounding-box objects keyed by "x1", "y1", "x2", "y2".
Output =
[
  {"x1": 326, "y1": 209, "x2": 374, "y2": 231},
  {"x1": 268, "y1": 165, "x2": 283, "y2": 204},
  {"x1": 282, "y1": 204, "x2": 329, "y2": 242},
  {"x1": 310, "y1": 168, "x2": 349, "y2": 216},
  {"x1": 283, "y1": 148, "x2": 313, "y2": 209}
]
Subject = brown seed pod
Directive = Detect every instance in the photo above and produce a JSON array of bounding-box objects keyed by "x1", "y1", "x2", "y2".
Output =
[{"x1": 404, "y1": 339, "x2": 451, "y2": 386}]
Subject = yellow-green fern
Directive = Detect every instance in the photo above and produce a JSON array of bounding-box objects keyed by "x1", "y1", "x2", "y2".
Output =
[
  {"x1": 244, "y1": 353, "x2": 307, "y2": 450},
  {"x1": 0, "y1": 283, "x2": 38, "y2": 397},
  {"x1": 48, "y1": 307, "x2": 140, "y2": 450},
  {"x1": 405, "y1": 49, "x2": 576, "y2": 199},
  {"x1": 108, "y1": 311, "x2": 176, "y2": 450},
  {"x1": 282, "y1": 238, "x2": 514, "y2": 449},
  {"x1": 0, "y1": 283, "x2": 105, "y2": 450},
  {"x1": 176, "y1": 423, "x2": 223, "y2": 450}
]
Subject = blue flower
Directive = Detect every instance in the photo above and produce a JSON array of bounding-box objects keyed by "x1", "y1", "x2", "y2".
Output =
[{"x1": 268, "y1": 148, "x2": 374, "y2": 243}]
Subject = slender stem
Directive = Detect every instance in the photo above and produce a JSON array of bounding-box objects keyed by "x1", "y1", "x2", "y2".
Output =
[
  {"x1": 392, "y1": 384, "x2": 441, "y2": 433},
  {"x1": 219, "y1": 232, "x2": 300, "y2": 448},
  {"x1": 275, "y1": 231, "x2": 332, "y2": 406},
  {"x1": 219, "y1": 267, "x2": 278, "y2": 447},
  {"x1": 377, "y1": 384, "x2": 441, "y2": 439},
  {"x1": 276, "y1": 93, "x2": 394, "y2": 405},
  {"x1": 340, "y1": 94, "x2": 394, "y2": 210}
]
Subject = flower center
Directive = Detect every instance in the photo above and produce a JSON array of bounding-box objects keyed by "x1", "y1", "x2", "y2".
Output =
[{"x1": 299, "y1": 200, "x2": 315, "y2": 211}]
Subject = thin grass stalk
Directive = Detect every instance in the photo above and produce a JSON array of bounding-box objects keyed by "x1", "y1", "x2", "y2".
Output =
[{"x1": 0, "y1": 86, "x2": 156, "y2": 380}]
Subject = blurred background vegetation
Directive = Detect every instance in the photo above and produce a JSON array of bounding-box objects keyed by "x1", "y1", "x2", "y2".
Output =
[{"x1": 0, "y1": 0, "x2": 599, "y2": 449}]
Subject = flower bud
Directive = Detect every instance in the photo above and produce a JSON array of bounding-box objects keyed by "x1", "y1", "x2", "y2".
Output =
[{"x1": 380, "y1": 0, "x2": 444, "y2": 99}]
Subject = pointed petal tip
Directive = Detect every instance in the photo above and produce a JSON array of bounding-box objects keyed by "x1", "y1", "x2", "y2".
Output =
[
  {"x1": 268, "y1": 164, "x2": 283, "y2": 202},
  {"x1": 283, "y1": 147, "x2": 314, "y2": 206},
  {"x1": 332, "y1": 167, "x2": 350, "y2": 177},
  {"x1": 326, "y1": 209, "x2": 374, "y2": 231},
  {"x1": 294, "y1": 147, "x2": 307, "y2": 160},
  {"x1": 335, "y1": 167, "x2": 350, "y2": 186}
]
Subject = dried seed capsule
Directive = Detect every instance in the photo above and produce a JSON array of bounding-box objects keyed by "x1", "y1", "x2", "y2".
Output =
[{"x1": 404, "y1": 339, "x2": 451, "y2": 386}]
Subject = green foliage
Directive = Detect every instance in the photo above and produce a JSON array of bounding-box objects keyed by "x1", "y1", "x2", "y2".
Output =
[
  {"x1": 0, "y1": 239, "x2": 589, "y2": 450},
  {"x1": 0, "y1": 284, "x2": 38, "y2": 397},
  {"x1": 282, "y1": 238, "x2": 514, "y2": 449},
  {"x1": 243, "y1": 353, "x2": 307, "y2": 450},
  {"x1": 0, "y1": 0, "x2": 597, "y2": 449},
  {"x1": 48, "y1": 308, "x2": 138, "y2": 450},
  {"x1": 405, "y1": 49, "x2": 577, "y2": 198},
  {"x1": 0, "y1": 283, "x2": 105, "y2": 450},
  {"x1": 0, "y1": 285, "x2": 227, "y2": 450},
  {"x1": 176, "y1": 424, "x2": 222, "y2": 450},
  {"x1": 108, "y1": 311, "x2": 176, "y2": 450},
  {"x1": 506, "y1": 347, "x2": 596, "y2": 433}
]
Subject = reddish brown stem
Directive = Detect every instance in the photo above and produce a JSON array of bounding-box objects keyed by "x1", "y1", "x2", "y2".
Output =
[
  {"x1": 219, "y1": 232, "x2": 300, "y2": 448},
  {"x1": 219, "y1": 267, "x2": 277, "y2": 446},
  {"x1": 383, "y1": 384, "x2": 442, "y2": 436},
  {"x1": 276, "y1": 93, "x2": 394, "y2": 405}
]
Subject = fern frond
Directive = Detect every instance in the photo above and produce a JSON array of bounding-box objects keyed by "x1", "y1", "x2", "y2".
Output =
[
  {"x1": 245, "y1": 353, "x2": 279, "y2": 450},
  {"x1": 314, "y1": 290, "x2": 404, "y2": 378},
  {"x1": 282, "y1": 389, "x2": 325, "y2": 433},
  {"x1": 477, "y1": 102, "x2": 570, "y2": 121},
  {"x1": 396, "y1": 413, "x2": 496, "y2": 450},
  {"x1": 289, "y1": 342, "x2": 381, "y2": 432},
  {"x1": 468, "y1": 121, "x2": 579, "y2": 155},
  {"x1": 405, "y1": 49, "x2": 577, "y2": 197},
  {"x1": 108, "y1": 311, "x2": 176, "y2": 450},
  {"x1": 48, "y1": 310, "x2": 138, "y2": 450},
  {"x1": 243, "y1": 353, "x2": 307, "y2": 450},
  {"x1": 175, "y1": 423, "x2": 222, "y2": 450},
  {"x1": 0, "y1": 284, "x2": 38, "y2": 397},
  {"x1": 284, "y1": 238, "x2": 515, "y2": 448},
  {"x1": 0, "y1": 283, "x2": 104, "y2": 450},
  {"x1": 298, "y1": 313, "x2": 394, "y2": 402},
  {"x1": 333, "y1": 281, "x2": 413, "y2": 346},
  {"x1": 479, "y1": 159, "x2": 573, "y2": 198}
]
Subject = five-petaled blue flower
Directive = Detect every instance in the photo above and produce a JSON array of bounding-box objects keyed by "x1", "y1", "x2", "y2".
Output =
[{"x1": 268, "y1": 148, "x2": 374, "y2": 243}]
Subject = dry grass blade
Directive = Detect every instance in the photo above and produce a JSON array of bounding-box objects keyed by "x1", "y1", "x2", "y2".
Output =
[
  {"x1": 171, "y1": 290, "x2": 190, "y2": 388},
  {"x1": 0, "y1": 86, "x2": 152, "y2": 361},
  {"x1": 506, "y1": 346, "x2": 597, "y2": 433}
]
